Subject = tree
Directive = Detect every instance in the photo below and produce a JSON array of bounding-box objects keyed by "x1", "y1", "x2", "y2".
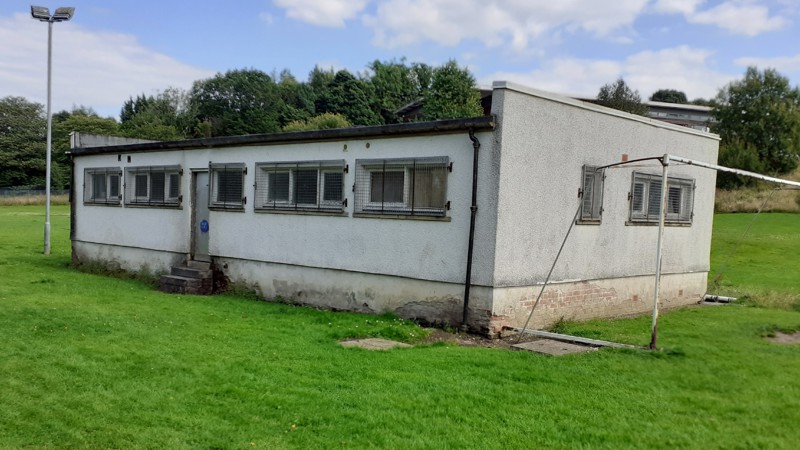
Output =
[
  {"x1": 0, "y1": 96, "x2": 46, "y2": 188},
  {"x1": 275, "y1": 69, "x2": 315, "y2": 127},
  {"x1": 119, "y1": 91, "x2": 187, "y2": 141},
  {"x1": 596, "y1": 78, "x2": 648, "y2": 116},
  {"x1": 188, "y1": 69, "x2": 284, "y2": 137},
  {"x1": 650, "y1": 89, "x2": 688, "y2": 104},
  {"x1": 368, "y1": 58, "x2": 422, "y2": 124},
  {"x1": 423, "y1": 60, "x2": 483, "y2": 120},
  {"x1": 282, "y1": 113, "x2": 351, "y2": 132},
  {"x1": 51, "y1": 109, "x2": 120, "y2": 189},
  {"x1": 713, "y1": 66, "x2": 800, "y2": 179},
  {"x1": 318, "y1": 70, "x2": 382, "y2": 126}
]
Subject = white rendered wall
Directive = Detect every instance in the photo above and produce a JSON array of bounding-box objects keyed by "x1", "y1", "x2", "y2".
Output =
[
  {"x1": 72, "y1": 131, "x2": 498, "y2": 287},
  {"x1": 489, "y1": 82, "x2": 720, "y2": 288}
]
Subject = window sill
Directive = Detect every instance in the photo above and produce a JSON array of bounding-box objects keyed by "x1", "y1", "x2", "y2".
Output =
[
  {"x1": 353, "y1": 212, "x2": 451, "y2": 222},
  {"x1": 124, "y1": 203, "x2": 182, "y2": 209},
  {"x1": 575, "y1": 219, "x2": 601, "y2": 226},
  {"x1": 83, "y1": 202, "x2": 121, "y2": 207},
  {"x1": 255, "y1": 209, "x2": 348, "y2": 217},
  {"x1": 209, "y1": 206, "x2": 245, "y2": 212},
  {"x1": 625, "y1": 220, "x2": 692, "y2": 227}
]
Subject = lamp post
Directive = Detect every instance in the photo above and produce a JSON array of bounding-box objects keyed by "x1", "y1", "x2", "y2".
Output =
[{"x1": 31, "y1": 6, "x2": 75, "y2": 255}]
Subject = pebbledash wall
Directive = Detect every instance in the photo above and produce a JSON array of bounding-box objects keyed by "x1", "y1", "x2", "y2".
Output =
[{"x1": 70, "y1": 81, "x2": 720, "y2": 335}]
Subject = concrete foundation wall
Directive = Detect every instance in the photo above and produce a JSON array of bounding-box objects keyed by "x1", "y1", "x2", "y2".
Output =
[
  {"x1": 71, "y1": 240, "x2": 184, "y2": 274},
  {"x1": 489, "y1": 271, "x2": 708, "y2": 332},
  {"x1": 206, "y1": 256, "x2": 495, "y2": 331}
]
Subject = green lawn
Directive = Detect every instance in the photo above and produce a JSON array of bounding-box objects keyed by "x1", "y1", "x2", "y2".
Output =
[
  {"x1": 708, "y1": 213, "x2": 800, "y2": 310},
  {"x1": 1, "y1": 206, "x2": 799, "y2": 449}
]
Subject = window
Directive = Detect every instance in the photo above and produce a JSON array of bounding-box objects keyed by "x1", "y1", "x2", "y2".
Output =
[
  {"x1": 124, "y1": 166, "x2": 182, "y2": 207},
  {"x1": 629, "y1": 172, "x2": 694, "y2": 224},
  {"x1": 255, "y1": 160, "x2": 346, "y2": 213},
  {"x1": 83, "y1": 167, "x2": 122, "y2": 205},
  {"x1": 579, "y1": 165, "x2": 604, "y2": 222},
  {"x1": 209, "y1": 163, "x2": 246, "y2": 210},
  {"x1": 354, "y1": 157, "x2": 449, "y2": 217}
]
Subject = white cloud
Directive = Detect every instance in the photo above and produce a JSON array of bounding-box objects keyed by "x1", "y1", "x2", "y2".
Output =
[
  {"x1": 362, "y1": 0, "x2": 649, "y2": 51},
  {"x1": 273, "y1": 0, "x2": 370, "y2": 27},
  {"x1": 652, "y1": 0, "x2": 707, "y2": 15},
  {"x1": 689, "y1": 1, "x2": 788, "y2": 35},
  {"x1": 259, "y1": 13, "x2": 274, "y2": 25},
  {"x1": 654, "y1": 0, "x2": 789, "y2": 36},
  {"x1": 0, "y1": 13, "x2": 214, "y2": 118},
  {"x1": 482, "y1": 60, "x2": 622, "y2": 97},
  {"x1": 481, "y1": 46, "x2": 736, "y2": 100},
  {"x1": 735, "y1": 54, "x2": 800, "y2": 73}
]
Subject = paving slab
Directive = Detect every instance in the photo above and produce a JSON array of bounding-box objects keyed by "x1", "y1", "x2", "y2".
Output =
[
  {"x1": 339, "y1": 338, "x2": 412, "y2": 350},
  {"x1": 511, "y1": 339, "x2": 598, "y2": 356}
]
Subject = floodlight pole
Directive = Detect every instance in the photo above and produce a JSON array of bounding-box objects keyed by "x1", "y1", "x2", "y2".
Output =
[
  {"x1": 650, "y1": 154, "x2": 670, "y2": 350},
  {"x1": 31, "y1": 6, "x2": 75, "y2": 255},
  {"x1": 43, "y1": 19, "x2": 53, "y2": 255}
]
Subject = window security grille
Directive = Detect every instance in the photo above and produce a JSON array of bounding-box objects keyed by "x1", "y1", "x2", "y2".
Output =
[
  {"x1": 254, "y1": 160, "x2": 346, "y2": 212},
  {"x1": 124, "y1": 166, "x2": 182, "y2": 207},
  {"x1": 83, "y1": 167, "x2": 122, "y2": 205},
  {"x1": 580, "y1": 165, "x2": 605, "y2": 222},
  {"x1": 630, "y1": 172, "x2": 694, "y2": 224},
  {"x1": 354, "y1": 157, "x2": 449, "y2": 216},
  {"x1": 209, "y1": 163, "x2": 246, "y2": 209}
]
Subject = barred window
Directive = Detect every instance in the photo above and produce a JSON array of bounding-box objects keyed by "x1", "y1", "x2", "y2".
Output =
[
  {"x1": 255, "y1": 160, "x2": 345, "y2": 213},
  {"x1": 579, "y1": 165, "x2": 604, "y2": 222},
  {"x1": 209, "y1": 163, "x2": 246, "y2": 210},
  {"x1": 354, "y1": 157, "x2": 449, "y2": 217},
  {"x1": 630, "y1": 172, "x2": 694, "y2": 224},
  {"x1": 124, "y1": 166, "x2": 182, "y2": 207},
  {"x1": 83, "y1": 167, "x2": 122, "y2": 205}
]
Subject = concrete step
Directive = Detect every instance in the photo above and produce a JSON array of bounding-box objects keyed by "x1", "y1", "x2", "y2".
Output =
[
  {"x1": 187, "y1": 260, "x2": 211, "y2": 270},
  {"x1": 159, "y1": 274, "x2": 213, "y2": 295},
  {"x1": 170, "y1": 266, "x2": 212, "y2": 279}
]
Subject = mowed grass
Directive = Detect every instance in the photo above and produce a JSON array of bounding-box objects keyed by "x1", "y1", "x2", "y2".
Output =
[
  {"x1": 708, "y1": 213, "x2": 800, "y2": 310},
  {"x1": 1, "y1": 206, "x2": 799, "y2": 449}
]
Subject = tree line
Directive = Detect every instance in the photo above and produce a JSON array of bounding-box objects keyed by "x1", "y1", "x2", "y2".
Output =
[
  {"x1": 594, "y1": 68, "x2": 800, "y2": 187},
  {"x1": 0, "y1": 58, "x2": 481, "y2": 189},
  {"x1": 2, "y1": 60, "x2": 798, "y2": 190}
]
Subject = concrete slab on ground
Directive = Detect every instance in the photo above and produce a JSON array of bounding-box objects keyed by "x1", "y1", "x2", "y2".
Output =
[
  {"x1": 339, "y1": 338, "x2": 412, "y2": 350},
  {"x1": 512, "y1": 339, "x2": 598, "y2": 356}
]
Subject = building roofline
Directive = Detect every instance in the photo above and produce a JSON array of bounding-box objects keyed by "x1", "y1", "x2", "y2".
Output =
[
  {"x1": 645, "y1": 100, "x2": 713, "y2": 112},
  {"x1": 494, "y1": 81, "x2": 718, "y2": 140},
  {"x1": 70, "y1": 116, "x2": 495, "y2": 156}
]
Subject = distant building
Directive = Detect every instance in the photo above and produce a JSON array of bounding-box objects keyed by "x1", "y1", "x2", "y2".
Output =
[{"x1": 645, "y1": 101, "x2": 714, "y2": 132}]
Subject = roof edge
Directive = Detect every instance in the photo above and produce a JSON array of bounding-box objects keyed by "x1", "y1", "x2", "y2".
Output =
[
  {"x1": 71, "y1": 116, "x2": 495, "y2": 156},
  {"x1": 492, "y1": 81, "x2": 720, "y2": 141}
]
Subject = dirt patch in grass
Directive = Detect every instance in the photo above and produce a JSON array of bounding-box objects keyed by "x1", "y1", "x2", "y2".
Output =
[
  {"x1": 768, "y1": 332, "x2": 800, "y2": 344},
  {"x1": 419, "y1": 328, "x2": 539, "y2": 349}
]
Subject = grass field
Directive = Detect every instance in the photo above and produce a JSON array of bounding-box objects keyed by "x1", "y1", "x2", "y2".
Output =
[{"x1": 1, "y1": 205, "x2": 799, "y2": 449}]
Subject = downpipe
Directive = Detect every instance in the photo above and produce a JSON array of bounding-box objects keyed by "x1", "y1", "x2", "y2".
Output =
[{"x1": 462, "y1": 129, "x2": 480, "y2": 331}]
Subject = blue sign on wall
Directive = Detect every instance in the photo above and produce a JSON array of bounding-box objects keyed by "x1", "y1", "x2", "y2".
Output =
[{"x1": 200, "y1": 220, "x2": 209, "y2": 233}]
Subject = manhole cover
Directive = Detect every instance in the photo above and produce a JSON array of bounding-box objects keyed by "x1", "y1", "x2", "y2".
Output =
[
  {"x1": 512, "y1": 339, "x2": 598, "y2": 356},
  {"x1": 339, "y1": 338, "x2": 412, "y2": 350}
]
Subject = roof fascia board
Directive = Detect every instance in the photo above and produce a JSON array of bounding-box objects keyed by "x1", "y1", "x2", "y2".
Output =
[{"x1": 70, "y1": 116, "x2": 495, "y2": 157}]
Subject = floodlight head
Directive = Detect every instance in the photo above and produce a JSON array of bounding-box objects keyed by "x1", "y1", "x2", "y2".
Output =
[
  {"x1": 52, "y1": 7, "x2": 75, "y2": 22},
  {"x1": 31, "y1": 5, "x2": 51, "y2": 22}
]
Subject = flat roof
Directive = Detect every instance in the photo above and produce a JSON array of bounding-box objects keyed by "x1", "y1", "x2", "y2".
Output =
[{"x1": 70, "y1": 116, "x2": 495, "y2": 157}]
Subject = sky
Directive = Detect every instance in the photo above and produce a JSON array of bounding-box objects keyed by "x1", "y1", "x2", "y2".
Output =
[{"x1": 2, "y1": 0, "x2": 799, "y2": 119}]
